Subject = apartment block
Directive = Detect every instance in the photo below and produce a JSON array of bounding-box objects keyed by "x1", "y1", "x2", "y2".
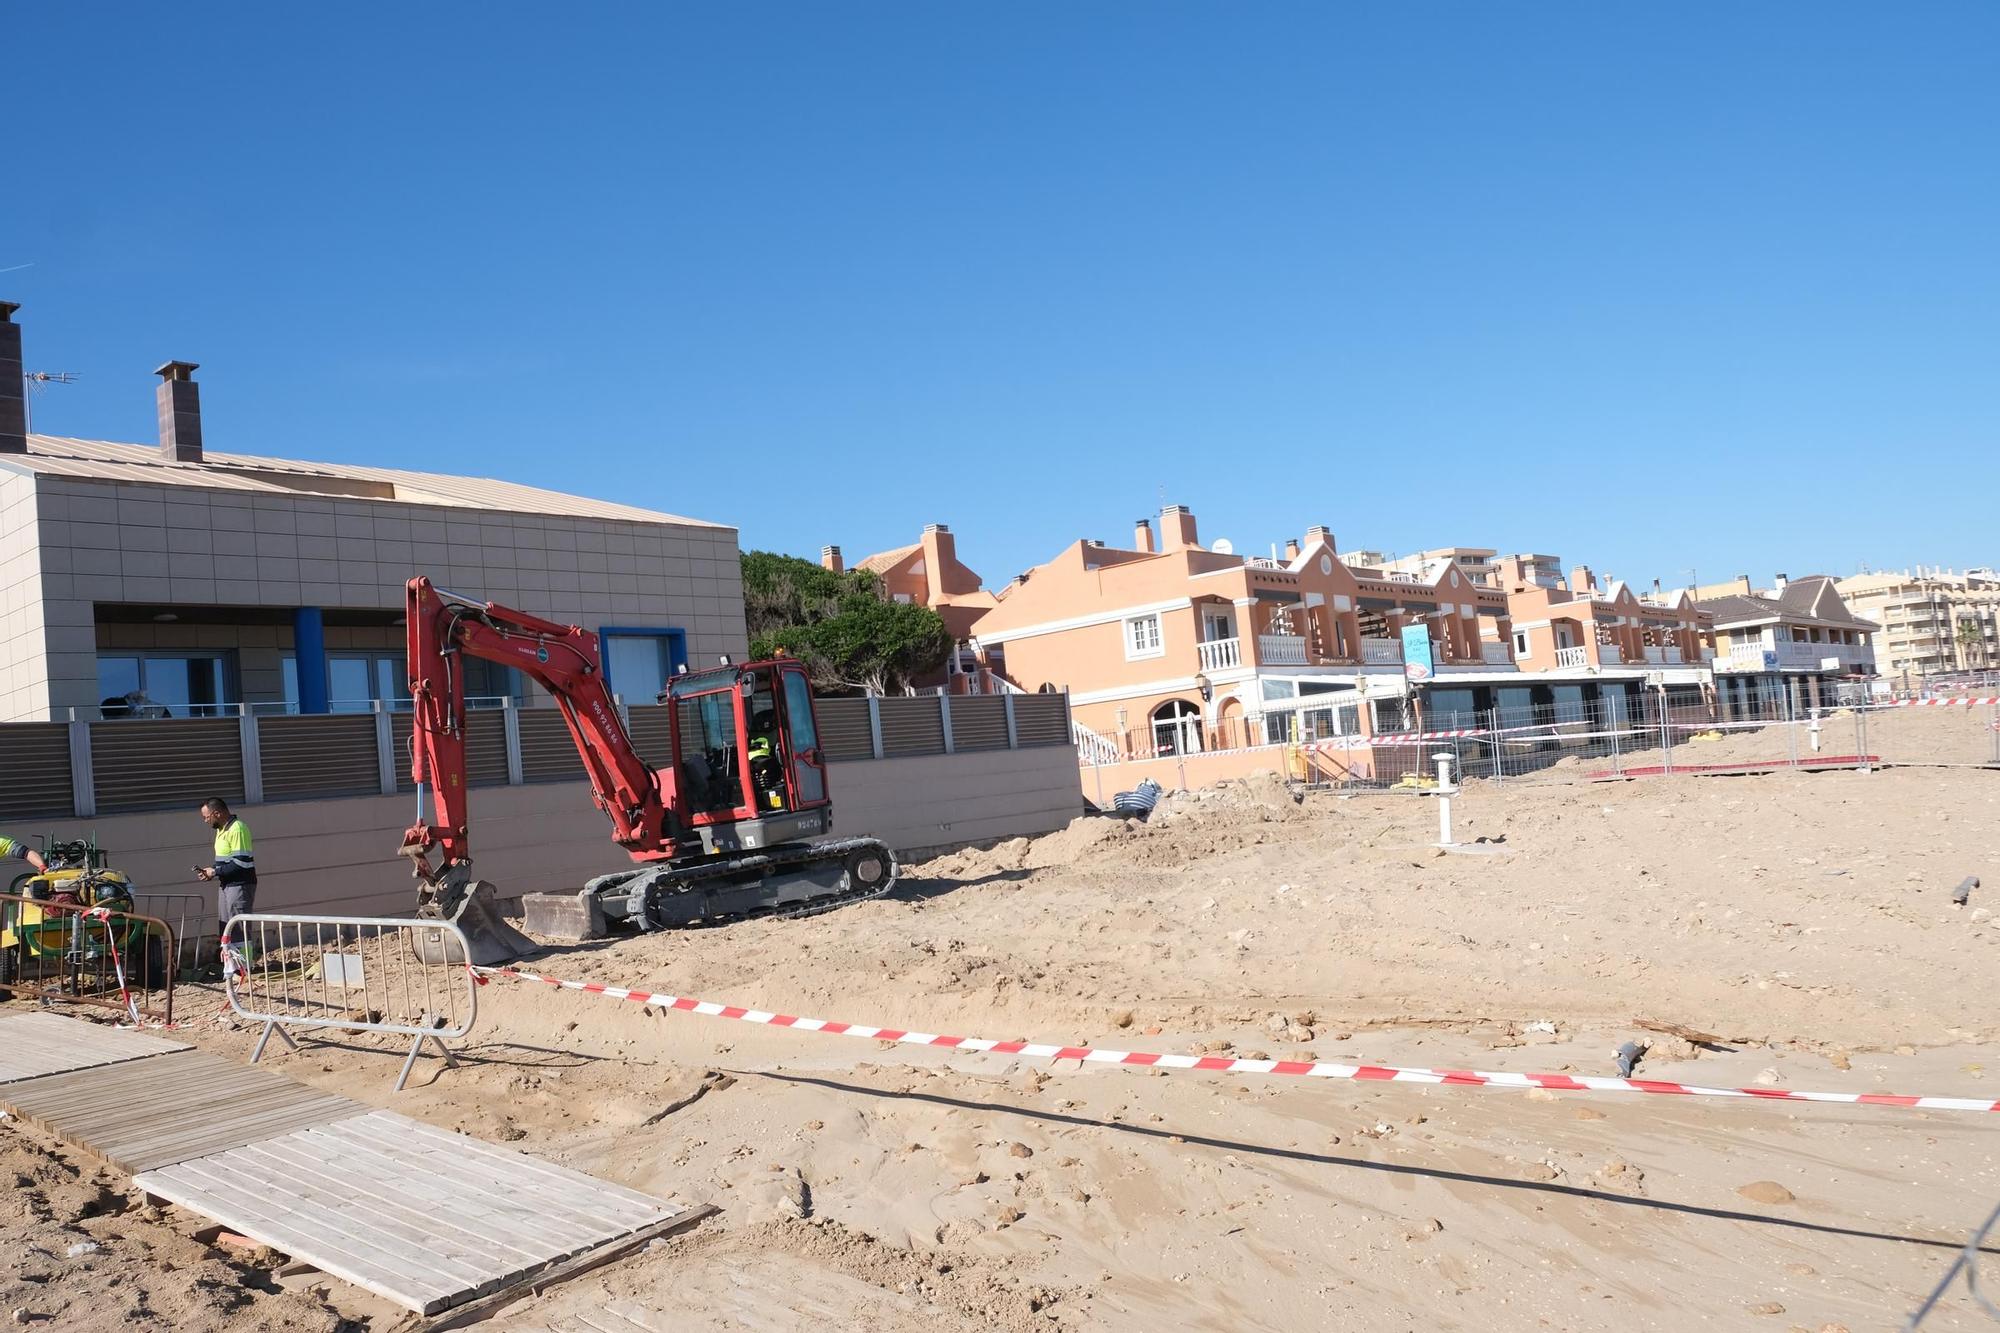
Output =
[
  {"x1": 1499, "y1": 557, "x2": 1715, "y2": 678},
  {"x1": 1836, "y1": 567, "x2": 2000, "y2": 682},
  {"x1": 0, "y1": 302, "x2": 746, "y2": 723},
  {"x1": 1695, "y1": 575, "x2": 1876, "y2": 714},
  {"x1": 962, "y1": 506, "x2": 1520, "y2": 758}
]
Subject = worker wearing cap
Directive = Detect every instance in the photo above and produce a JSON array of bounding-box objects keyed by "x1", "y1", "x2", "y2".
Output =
[
  {"x1": 194, "y1": 797, "x2": 256, "y2": 926},
  {"x1": 1, "y1": 835, "x2": 48, "y2": 876}
]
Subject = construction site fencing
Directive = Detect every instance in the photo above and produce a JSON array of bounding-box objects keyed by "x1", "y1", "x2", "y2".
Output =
[
  {"x1": 1841, "y1": 697, "x2": 2000, "y2": 771},
  {"x1": 0, "y1": 893, "x2": 177, "y2": 1024},
  {"x1": 133, "y1": 892, "x2": 211, "y2": 974},
  {"x1": 223, "y1": 912, "x2": 478, "y2": 1092}
]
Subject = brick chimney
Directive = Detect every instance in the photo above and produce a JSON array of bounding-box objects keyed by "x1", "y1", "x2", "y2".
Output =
[
  {"x1": 920, "y1": 523, "x2": 961, "y2": 602},
  {"x1": 1160, "y1": 504, "x2": 1198, "y2": 552},
  {"x1": 155, "y1": 361, "x2": 203, "y2": 463},
  {"x1": 1305, "y1": 524, "x2": 1334, "y2": 548},
  {"x1": 1772, "y1": 573, "x2": 1788, "y2": 593},
  {"x1": 1133, "y1": 519, "x2": 1154, "y2": 553},
  {"x1": 1284, "y1": 538, "x2": 1301, "y2": 561},
  {"x1": 820, "y1": 545, "x2": 843, "y2": 573},
  {"x1": 1569, "y1": 564, "x2": 1596, "y2": 592},
  {"x1": 0, "y1": 302, "x2": 24, "y2": 454}
]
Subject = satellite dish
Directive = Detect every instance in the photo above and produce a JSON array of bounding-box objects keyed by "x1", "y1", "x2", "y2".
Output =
[{"x1": 1211, "y1": 538, "x2": 1235, "y2": 555}]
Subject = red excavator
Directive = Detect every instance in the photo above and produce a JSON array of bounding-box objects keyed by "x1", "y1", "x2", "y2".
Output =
[{"x1": 398, "y1": 577, "x2": 897, "y2": 957}]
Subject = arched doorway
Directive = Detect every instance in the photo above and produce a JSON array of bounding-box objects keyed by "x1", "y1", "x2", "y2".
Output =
[
  {"x1": 1151, "y1": 699, "x2": 1203, "y2": 756},
  {"x1": 1213, "y1": 697, "x2": 1244, "y2": 749}
]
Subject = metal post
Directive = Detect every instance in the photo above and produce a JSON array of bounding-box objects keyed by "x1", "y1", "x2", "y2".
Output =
[
  {"x1": 1784, "y1": 679, "x2": 1798, "y2": 768},
  {"x1": 67, "y1": 717, "x2": 96, "y2": 818},
  {"x1": 1856, "y1": 703, "x2": 1871, "y2": 773},
  {"x1": 939, "y1": 691, "x2": 955, "y2": 755},
  {"x1": 502, "y1": 696, "x2": 524, "y2": 785},
  {"x1": 1808, "y1": 707, "x2": 1822, "y2": 755},
  {"x1": 1608, "y1": 699, "x2": 1622, "y2": 776},
  {"x1": 1003, "y1": 692, "x2": 1019, "y2": 749},
  {"x1": 1488, "y1": 707, "x2": 1504, "y2": 784},
  {"x1": 374, "y1": 699, "x2": 397, "y2": 795},
  {"x1": 238, "y1": 703, "x2": 264, "y2": 806},
  {"x1": 867, "y1": 696, "x2": 884, "y2": 760},
  {"x1": 1434, "y1": 750, "x2": 1455, "y2": 846}
]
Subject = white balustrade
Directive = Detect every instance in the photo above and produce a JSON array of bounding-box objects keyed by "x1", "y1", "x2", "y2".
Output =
[
  {"x1": 1257, "y1": 634, "x2": 1308, "y2": 666},
  {"x1": 1198, "y1": 637, "x2": 1242, "y2": 671}
]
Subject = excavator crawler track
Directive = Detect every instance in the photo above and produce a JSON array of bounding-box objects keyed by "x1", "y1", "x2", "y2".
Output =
[{"x1": 588, "y1": 836, "x2": 899, "y2": 931}]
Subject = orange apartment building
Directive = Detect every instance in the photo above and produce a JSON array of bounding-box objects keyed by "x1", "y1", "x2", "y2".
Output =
[
  {"x1": 821, "y1": 524, "x2": 999, "y2": 691},
  {"x1": 959, "y1": 506, "x2": 1522, "y2": 760},
  {"x1": 1497, "y1": 554, "x2": 1717, "y2": 719}
]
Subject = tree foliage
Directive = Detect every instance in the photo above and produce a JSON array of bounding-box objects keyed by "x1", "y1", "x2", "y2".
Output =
[{"x1": 743, "y1": 550, "x2": 953, "y2": 696}]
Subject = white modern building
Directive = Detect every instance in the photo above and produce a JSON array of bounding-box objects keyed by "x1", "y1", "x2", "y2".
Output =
[{"x1": 0, "y1": 302, "x2": 746, "y2": 723}]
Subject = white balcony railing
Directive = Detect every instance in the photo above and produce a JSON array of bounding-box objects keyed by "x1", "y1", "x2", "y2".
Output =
[
  {"x1": 1481, "y1": 641, "x2": 1512, "y2": 664},
  {"x1": 1554, "y1": 645, "x2": 1590, "y2": 669},
  {"x1": 1643, "y1": 646, "x2": 1665, "y2": 665},
  {"x1": 1073, "y1": 720, "x2": 1121, "y2": 766},
  {"x1": 1360, "y1": 638, "x2": 1401, "y2": 665},
  {"x1": 1198, "y1": 637, "x2": 1242, "y2": 671},
  {"x1": 1663, "y1": 645, "x2": 1683, "y2": 665},
  {"x1": 1257, "y1": 634, "x2": 1308, "y2": 666}
]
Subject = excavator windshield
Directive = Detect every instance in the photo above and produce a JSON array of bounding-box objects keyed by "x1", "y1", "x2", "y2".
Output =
[{"x1": 659, "y1": 662, "x2": 824, "y2": 824}]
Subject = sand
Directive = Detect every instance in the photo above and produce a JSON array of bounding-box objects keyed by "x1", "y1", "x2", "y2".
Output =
[{"x1": 7, "y1": 761, "x2": 2000, "y2": 1330}]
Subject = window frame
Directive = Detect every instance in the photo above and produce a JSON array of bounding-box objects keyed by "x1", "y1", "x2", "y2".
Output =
[
  {"x1": 598, "y1": 626, "x2": 690, "y2": 702},
  {"x1": 1124, "y1": 613, "x2": 1165, "y2": 661}
]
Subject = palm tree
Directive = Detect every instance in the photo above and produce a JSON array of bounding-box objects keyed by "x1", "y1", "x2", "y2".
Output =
[{"x1": 1955, "y1": 618, "x2": 1986, "y2": 671}]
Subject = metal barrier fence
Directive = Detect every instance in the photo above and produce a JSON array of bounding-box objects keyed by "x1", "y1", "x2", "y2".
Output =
[
  {"x1": 0, "y1": 894, "x2": 177, "y2": 1024},
  {"x1": 133, "y1": 892, "x2": 212, "y2": 975},
  {"x1": 222, "y1": 912, "x2": 479, "y2": 1091}
]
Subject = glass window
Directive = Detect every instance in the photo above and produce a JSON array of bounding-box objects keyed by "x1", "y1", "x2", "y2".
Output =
[
  {"x1": 676, "y1": 688, "x2": 745, "y2": 816},
  {"x1": 1126, "y1": 614, "x2": 1162, "y2": 657},
  {"x1": 328, "y1": 658, "x2": 374, "y2": 713},
  {"x1": 783, "y1": 670, "x2": 825, "y2": 804},
  {"x1": 96, "y1": 654, "x2": 228, "y2": 718},
  {"x1": 1428, "y1": 688, "x2": 1477, "y2": 729},
  {"x1": 97, "y1": 657, "x2": 142, "y2": 711}
]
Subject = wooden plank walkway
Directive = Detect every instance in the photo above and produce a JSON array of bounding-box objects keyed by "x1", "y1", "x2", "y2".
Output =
[
  {"x1": 135, "y1": 1110, "x2": 691, "y2": 1316},
  {"x1": 0, "y1": 1012, "x2": 188, "y2": 1084},
  {"x1": 0, "y1": 1048, "x2": 366, "y2": 1174}
]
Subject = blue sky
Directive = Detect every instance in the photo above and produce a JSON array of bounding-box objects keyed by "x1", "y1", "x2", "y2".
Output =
[{"x1": 9, "y1": 4, "x2": 1997, "y2": 590}]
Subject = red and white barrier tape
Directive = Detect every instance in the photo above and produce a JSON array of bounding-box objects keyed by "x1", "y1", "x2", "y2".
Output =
[
  {"x1": 1882, "y1": 697, "x2": 2000, "y2": 708},
  {"x1": 472, "y1": 965, "x2": 2000, "y2": 1115}
]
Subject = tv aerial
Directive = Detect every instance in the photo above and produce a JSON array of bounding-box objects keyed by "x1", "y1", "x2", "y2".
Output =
[{"x1": 22, "y1": 370, "x2": 78, "y2": 433}]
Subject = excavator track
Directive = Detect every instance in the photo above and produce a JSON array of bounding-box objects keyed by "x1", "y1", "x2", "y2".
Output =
[{"x1": 588, "y1": 836, "x2": 899, "y2": 931}]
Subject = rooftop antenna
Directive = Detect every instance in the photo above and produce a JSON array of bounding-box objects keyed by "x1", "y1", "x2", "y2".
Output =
[{"x1": 22, "y1": 371, "x2": 79, "y2": 434}]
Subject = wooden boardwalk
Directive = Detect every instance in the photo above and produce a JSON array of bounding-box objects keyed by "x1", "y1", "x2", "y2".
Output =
[
  {"x1": 0, "y1": 1048, "x2": 365, "y2": 1173},
  {"x1": 0, "y1": 1015, "x2": 696, "y2": 1317},
  {"x1": 0, "y1": 1011, "x2": 188, "y2": 1084},
  {"x1": 136, "y1": 1111, "x2": 689, "y2": 1316}
]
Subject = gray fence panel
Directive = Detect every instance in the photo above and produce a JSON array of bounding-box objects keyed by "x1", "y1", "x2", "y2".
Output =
[
  {"x1": 1011, "y1": 693, "x2": 1072, "y2": 747},
  {"x1": 390, "y1": 711, "x2": 510, "y2": 791},
  {"x1": 259, "y1": 714, "x2": 381, "y2": 801},
  {"x1": 92, "y1": 718, "x2": 244, "y2": 813},
  {"x1": 517, "y1": 708, "x2": 587, "y2": 783},
  {"x1": 815, "y1": 698, "x2": 876, "y2": 762},
  {"x1": 0, "y1": 723, "x2": 73, "y2": 819},
  {"x1": 947, "y1": 695, "x2": 1009, "y2": 752},
  {"x1": 876, "y1": 697, "x2": 947, "y2": 757}
]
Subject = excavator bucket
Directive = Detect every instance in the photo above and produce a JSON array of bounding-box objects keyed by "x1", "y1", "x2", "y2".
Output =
[{"x1": 413, "y1": 879, "x2": 536, "y2": 967}]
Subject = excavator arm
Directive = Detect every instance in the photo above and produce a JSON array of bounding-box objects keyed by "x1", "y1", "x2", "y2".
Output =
[{"x1": 399, "y1": 577, "x2": 676, "y2": 904}]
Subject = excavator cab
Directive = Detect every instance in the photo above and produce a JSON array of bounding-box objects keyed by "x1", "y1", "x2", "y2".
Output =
[{"x1": 662, "y1": 661, "x2": 831, "y2": 854}]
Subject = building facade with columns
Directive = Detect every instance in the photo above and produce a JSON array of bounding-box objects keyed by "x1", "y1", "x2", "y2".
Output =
[{"x1": 0, "y1": 302, "x2": 746, "y2": 723}]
